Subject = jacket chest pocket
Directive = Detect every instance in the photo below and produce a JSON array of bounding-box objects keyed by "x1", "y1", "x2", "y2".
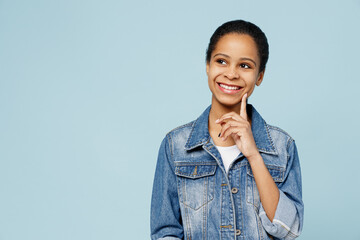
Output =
[
  {"x1": 175, "y1": 163, "x2": 217, "y2": 210},
  {"x1": 246, "y1": 163, "x2": 285, "y2": 209}
]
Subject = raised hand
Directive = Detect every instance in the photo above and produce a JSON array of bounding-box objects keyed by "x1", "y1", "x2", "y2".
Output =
[
  {"x1": 216, "y1": 93, "x2": 260, "y2": 160},
  {"x1": 216, "y1": 93, "x2": 280, "y2": 221}
]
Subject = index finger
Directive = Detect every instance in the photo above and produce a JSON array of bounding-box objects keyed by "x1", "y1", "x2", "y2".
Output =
[{"x1": 240, "y1": 93, "x2": 248, "y2": 119}]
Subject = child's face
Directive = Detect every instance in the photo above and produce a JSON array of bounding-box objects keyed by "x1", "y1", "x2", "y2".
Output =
[{"x1": 206, "y1": 33, "x2": 264, "y2": 108}]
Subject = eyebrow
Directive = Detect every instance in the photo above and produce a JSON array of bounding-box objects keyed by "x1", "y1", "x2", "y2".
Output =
[{"x1": 213, "y1": 53, "x2": 257, "y2": 66}]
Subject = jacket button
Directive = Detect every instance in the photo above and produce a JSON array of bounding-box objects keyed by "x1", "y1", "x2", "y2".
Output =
[
  {"x1": 236, "y1": 229, "x2": 241, "y2": 235},
  {"x1": 231, "y1": 187, "x2": 238, "y2": 194}
]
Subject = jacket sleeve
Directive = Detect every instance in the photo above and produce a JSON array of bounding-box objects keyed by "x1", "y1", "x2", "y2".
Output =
[
  {"x1": 259, "y1": 139, "x2": 304, "y2": 239},
  {"x1": 151, "y1": 134, "x2": 183, "y2": 240}
]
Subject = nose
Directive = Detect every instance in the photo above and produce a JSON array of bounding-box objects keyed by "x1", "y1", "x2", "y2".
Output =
[{"x1": 224, "y1": 66, "x2": 239, "y2": 80}]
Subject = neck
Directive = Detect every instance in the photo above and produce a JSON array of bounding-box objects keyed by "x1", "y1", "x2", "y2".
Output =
[{"x1": 209, "y1": 98, "x2": 241, "y2": 120}]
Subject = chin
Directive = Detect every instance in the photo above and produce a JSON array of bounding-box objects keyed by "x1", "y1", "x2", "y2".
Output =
[
  {"x1": 215, "y1": 98, "x2": 241, "y2": 108},
  {"x1": 221, "y1": 102, "x2": 241, "y2": 108}
]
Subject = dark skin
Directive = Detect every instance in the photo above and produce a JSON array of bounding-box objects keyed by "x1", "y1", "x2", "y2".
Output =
[{"x1": 206, "y1": 33, "x2": 279, "y2": 221}]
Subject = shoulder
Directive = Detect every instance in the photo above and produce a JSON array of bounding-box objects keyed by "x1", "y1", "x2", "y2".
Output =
[
  {"x1": 265, "y1": 123, "x2": 298, "y2": 164},
  {"x1": 167, "y1": 120, "x2": 195, "y2": 135},
  {"x1": 267, "y1": 124, "x2": 294, "y2": 149},
  {"x1": 267, "y1": 124, "x2": 296, "y2": 162},
  {"x1": 164, "y1": 120, "x2": 195, "y2": 144},
  {"x1": 157, "y1": 120, "x2": 197, "y2": 162}
]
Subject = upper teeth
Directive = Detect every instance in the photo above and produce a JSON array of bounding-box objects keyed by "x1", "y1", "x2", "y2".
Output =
[{"x1": 219, "y1": 83, "x2": 240, "y2": 90}]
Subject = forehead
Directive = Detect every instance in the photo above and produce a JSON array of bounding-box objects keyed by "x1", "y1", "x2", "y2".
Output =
[{"x1": 212, "y1": 33, "x2": 259, "y2": 61}]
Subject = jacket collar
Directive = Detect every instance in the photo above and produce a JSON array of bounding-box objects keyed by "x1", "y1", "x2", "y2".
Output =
[{"x1": 184, "y1": 104, "x2": 277, "y2": 155}]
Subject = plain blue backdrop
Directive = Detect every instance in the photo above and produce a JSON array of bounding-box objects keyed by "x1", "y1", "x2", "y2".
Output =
[{"x1": 1, "y1": 0, "x2": 360, "y2": 239}]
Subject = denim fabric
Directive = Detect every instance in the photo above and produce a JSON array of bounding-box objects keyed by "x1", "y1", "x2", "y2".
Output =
[{"x1": 151, "y1": 105, "x2": 304, "y2": 240}]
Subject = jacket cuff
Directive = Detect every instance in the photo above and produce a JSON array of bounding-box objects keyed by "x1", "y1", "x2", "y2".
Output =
[{"x1": 259, "y1": 190, "x2": 300, "y2": 239}]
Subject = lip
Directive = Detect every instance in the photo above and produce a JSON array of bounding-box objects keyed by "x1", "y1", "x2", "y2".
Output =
[{"x1": 217, "y1": 82, "x2": 243, "y2": 94}]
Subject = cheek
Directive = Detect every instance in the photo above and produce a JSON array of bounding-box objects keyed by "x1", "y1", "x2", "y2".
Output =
[
  {"x1": 208, "y1": 67, "x2": 223, "y2": 80},
  {"x1": 207, "y1": 74, "x2": 216, "y2": 89},
  {"x1": 245, "y1": 73, "x2": 258, "y2": 84},
  {"x1": 207, "y1": 71, "x2": 220, "y2": 91},
  {"x1": 243, "y1": 74, "x2": 258, "y2": 91}
]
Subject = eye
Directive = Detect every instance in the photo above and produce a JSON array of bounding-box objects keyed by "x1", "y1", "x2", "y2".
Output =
[
  {"x1": 240, "y1": 63, "x2": 250, "y2": 69},
  {"x1": 216, "y1": 59, "x2": 227, "y2": 65}
]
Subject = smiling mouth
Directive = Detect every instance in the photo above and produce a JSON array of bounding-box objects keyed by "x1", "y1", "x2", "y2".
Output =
[
  {"x1": 217, "y1": 82, "x2": 243, "y2": 94},
  {"x1": 219, "y1": 83, "x2": 241, "y2": 90}
]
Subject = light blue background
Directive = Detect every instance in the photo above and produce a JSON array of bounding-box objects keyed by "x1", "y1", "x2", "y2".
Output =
[{"x1": 1, "y1": 0, "x2": 360, "y2": 239}]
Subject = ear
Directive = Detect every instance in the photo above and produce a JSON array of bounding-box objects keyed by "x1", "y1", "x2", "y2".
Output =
[
  {"x1": 206, "y1": 62, "x2": 209, "y2": 75},
  {"x1": 256, "y1": 70, "x2": 265, "y2": 86}
]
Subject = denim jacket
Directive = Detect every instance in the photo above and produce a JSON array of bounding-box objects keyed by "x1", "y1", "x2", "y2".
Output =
[{"x1": 151, "y1": 105, "x2": 304, "y2": 240}]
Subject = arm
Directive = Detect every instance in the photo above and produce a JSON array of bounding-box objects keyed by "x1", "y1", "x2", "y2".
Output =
[
  {"x1": 150, "y1": 134, "x2": 183, "y2": 240},
  {"x1": 247, "y1": 153, "x2": 279, "y2": 221},
  {"x1": 257, "y1": 140, "x2": 304, "y2": 239},
  {"x1": 217, "y1": 93, "x2": 280, "y2": 220},
  {"x1": 217, "y1": 93, "x2": 303, "y2": 239}
]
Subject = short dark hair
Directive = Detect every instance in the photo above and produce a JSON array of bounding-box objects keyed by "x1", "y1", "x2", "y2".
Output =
[{"x1": 206, "y1": 20, "x2": 269, "y2": 73}]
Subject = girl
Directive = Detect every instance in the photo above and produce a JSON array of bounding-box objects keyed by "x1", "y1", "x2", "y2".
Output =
[{"x1": 151, "y1": 20, "x2": 303, "y2": 240}]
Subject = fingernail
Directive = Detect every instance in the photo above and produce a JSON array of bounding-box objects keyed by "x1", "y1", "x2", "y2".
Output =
[
  {"x1": 215, "y1": 119, "x2": 219, "y2": 123},
  {"x1": 221, "y1": 137, "x2": 225, "y2": 141},
  {"x1": 218, "y1": 133, "x2": 221, "y2": 137}
]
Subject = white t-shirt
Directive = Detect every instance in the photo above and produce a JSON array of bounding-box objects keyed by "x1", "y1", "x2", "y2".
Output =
[{"x1": 215, "y1": 145, "x2": 241, "y2": 173}]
